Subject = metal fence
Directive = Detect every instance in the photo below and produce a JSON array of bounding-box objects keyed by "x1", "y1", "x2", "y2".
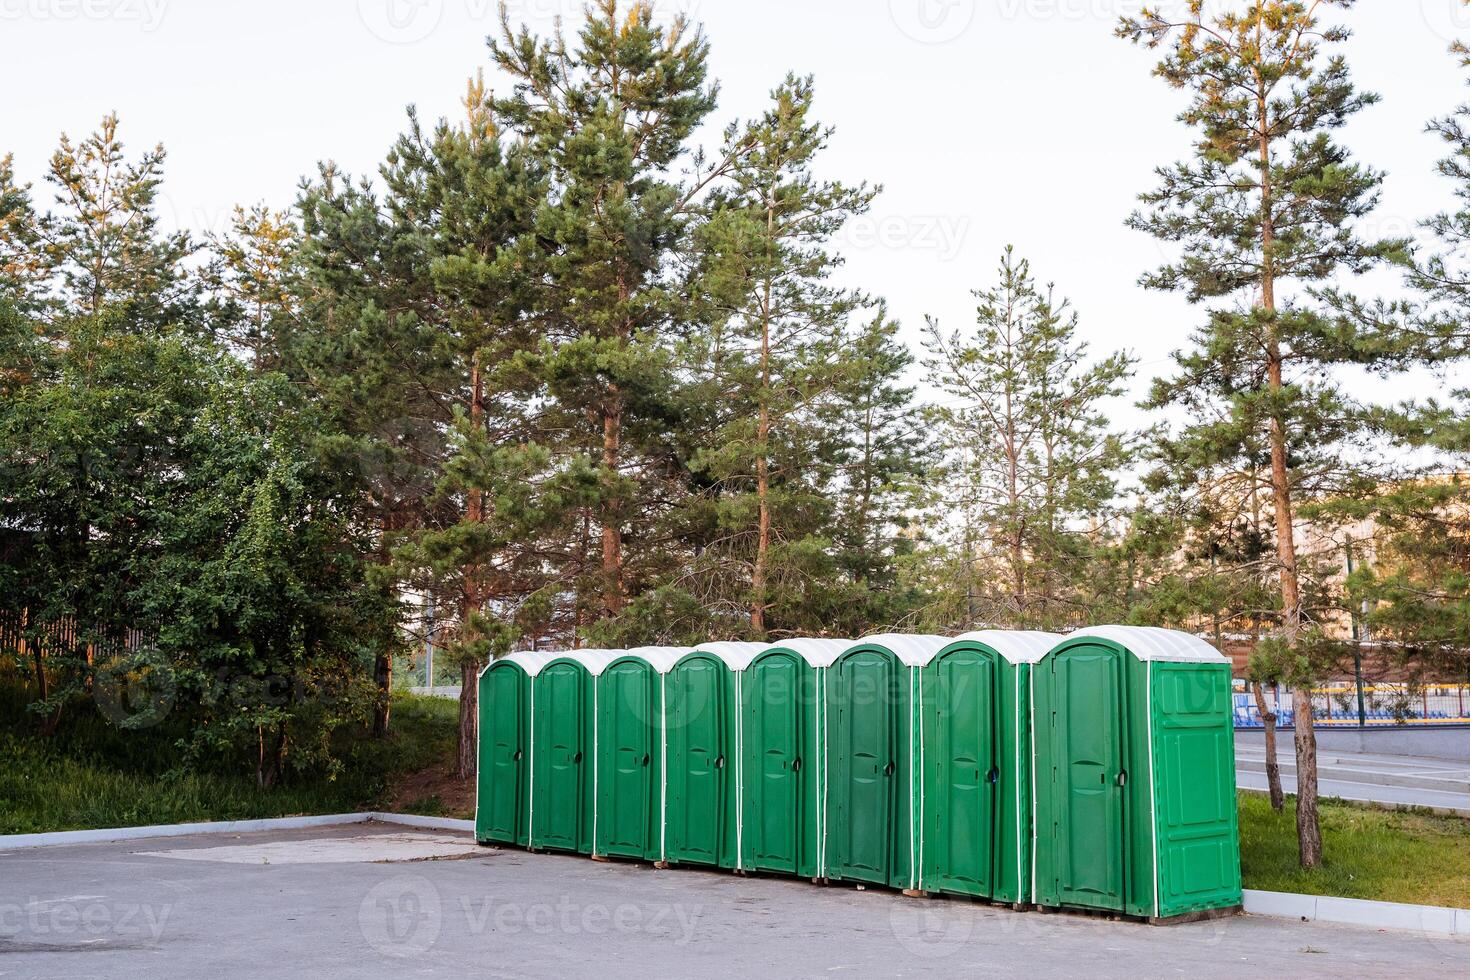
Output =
[{"x1": 1232, "y1": 680, "x2": 1470, "y2": 728}]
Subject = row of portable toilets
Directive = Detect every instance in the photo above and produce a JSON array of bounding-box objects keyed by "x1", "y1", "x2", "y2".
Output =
[{"x1": 475, "y1": 626, "x2": 1243, "y2": 923}]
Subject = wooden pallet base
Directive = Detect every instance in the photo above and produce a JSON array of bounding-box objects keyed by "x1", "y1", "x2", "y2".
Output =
[
  {"x1": 1148, "y1": 905, "x2": 1241, "y2": 926},
  {"x1": 1031, "y1": 903, "x2": 1240, "y2": 926},
  {"x1": 902, "y1": 888, "x2": 928, "y2": 898}
]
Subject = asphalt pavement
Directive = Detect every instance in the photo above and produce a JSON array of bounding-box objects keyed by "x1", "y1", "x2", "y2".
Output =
[
  {"x1": 1236, "y1": 742, "x2": 1470, "y2": 815},
  {"x1": 1, "y1": 822, "x2": 1465, "y2": 979}
]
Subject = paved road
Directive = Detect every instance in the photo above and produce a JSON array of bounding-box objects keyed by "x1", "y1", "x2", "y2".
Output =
[
  {"x1": 1236, "y1": 742, "x2": 1470, "y2": 815},
  {"x1": 1, "y1": 823, "x2": 1465, "y2": 978}
]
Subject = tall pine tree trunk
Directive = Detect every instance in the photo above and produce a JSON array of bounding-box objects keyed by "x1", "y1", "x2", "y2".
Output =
[
  {"x1": 601, "y1": 386, "x2": 625, "y2": 619},
  {"x1": 1258, "y1": 93, "x2": 1321, "y2": 867},
  {"x1": 751, "y1": 249, "x2": 774, "y2": 634},
  {"x1": 372, "y1": 514, "x2": 394, "y2": 739},
  {"x1": 1004, "y1": 387, "x2": 1025, "y2": 625},
  {"x1": 752, "y1": 443, "x2": 770, "y2": 633},
  {"x1": 1252, "y1": 680, "x2": 1285, "y2": 811},
  {"x1": 458, "y1": 355, "x2": 486, "y2": 781},
  {"x1": 458, "y1": 658, "x2": 478, "y2": 780},
  {"x1": 372, "y1": 652, "x2": 392, "y2": 739},
  {"x1": 1249, "y1": 478, "x2": 1283, "y2": 810}
]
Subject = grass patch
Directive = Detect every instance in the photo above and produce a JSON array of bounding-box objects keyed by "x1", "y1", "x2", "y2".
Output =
[
  {"x1": 1239, "y1": 791, "x2": 1470, "y2": 908},
  {"x1": 0, "y1": 688, "x2": 460, "y2": 835}
]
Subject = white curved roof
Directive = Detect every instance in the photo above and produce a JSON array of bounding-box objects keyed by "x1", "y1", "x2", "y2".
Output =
[
  {"x1": 947, "y1": 630, "x2": 1062, "y2": 665},
  {"x1": 620, "y1": 646, "x2": 693, "y2": 674},
  {"x1": 561, "y1": 648, "x2": 619, "y2": 676},
  {"x1": 1068, "y1": 625, "x2": 1226, "y2": 664},
  {"x1": 489, "y1": 650, "x2": 561, "y2": 677},
  {"x1": 762, "y1": 638, "x2": 853, "y2": 668},
  {"x1": 688, "y1": 642, "x2": 770, "y2": 671},
  {"x1": 848, "y1": 633, "x2": 952, "y2": 668}
]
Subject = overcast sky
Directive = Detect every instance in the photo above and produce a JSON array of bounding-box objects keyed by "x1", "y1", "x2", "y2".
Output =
[{"x1": 5, "y1": 1, "x2": 1469, "y2": 427}]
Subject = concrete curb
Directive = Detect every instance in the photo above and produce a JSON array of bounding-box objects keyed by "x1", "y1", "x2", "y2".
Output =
[
  {"x1": 1236, "y1": 784, "x2": 1470, "y2": 819},
  {"x1": 0, "y1": 811, "x2": 475, "y2": 852},
  {"x1": 367, "y1": 811, "x2": 475, "y2": 833},
  {"x1": 1244, "y1": 889, "x2": 1470, "y2": 937},
  {"x1": 0, "y1": 812, "x2": 374, "y2": 851}
]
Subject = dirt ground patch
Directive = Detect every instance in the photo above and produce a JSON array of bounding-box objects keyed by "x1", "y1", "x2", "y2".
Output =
[{"x1": 386, "y1": 760, "x2": 475, "y2": 820}]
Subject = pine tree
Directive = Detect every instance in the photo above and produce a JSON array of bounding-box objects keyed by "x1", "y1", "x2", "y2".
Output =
[
  {"x1": 1334, "y1": 40, "x2": 1470, "y2": 674},
  {"x1": 0, "y1": 115, "x2": 198, "y2": 331},
  {"x1": 294, "y1": 72, "x2": 550, "y2": 774},
  {"x1": 922, "y1": 247, "x2": 1132, "y2": 630},
  {"x1": 690, "y1": 74, "x2": 877, "y2": 636},
  {"x1": 827, "y1": 309, "x2": 930, "y2": 633},
  {"x1": 206, "y1": 204, "x2": 298, "y2": 371},
  {"x1": 1119, "y1": 1, "x2": 1412, "y2": 866},
  {"x1": 489, "y1": 1, "x2": 733, "y2": 626},
  {"x1": 0, "y1": 155, "x2": 48, "y2": 314}
]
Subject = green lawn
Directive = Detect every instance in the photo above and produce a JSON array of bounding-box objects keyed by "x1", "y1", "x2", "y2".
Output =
[
  {"x1": 1239, "y1": 791, "x2": 1470, "y2": 908},
  {"x1": 0, "y1": 692, "x2": 459, "y2": 835}
]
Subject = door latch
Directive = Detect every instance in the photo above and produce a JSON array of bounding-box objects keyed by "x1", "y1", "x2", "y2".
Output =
[
  {"x1": 987, "y1": 766, "x2": 1000, "y2": 785},
  {"x1": 714, "y1": 755, "x2": 725, "y2": 770},
  {"x1": 792, "y1": 757, "x2": 802, "y2": 772},
  {"x1": 513, "y1": 749, "x2": 524, "y2": 761},
  {"x1": 883, "y1": 761, "x2": 896, "y2": 777},
  {"x1": 572, "y1": 751, "x2": 583, "y2": 764},
  {"x1": 642, "y1": 752, "x2": 651, "y2": 767},
  {"x1": 1115, "y1": 770, "x2": 1128, "y2": 787}
]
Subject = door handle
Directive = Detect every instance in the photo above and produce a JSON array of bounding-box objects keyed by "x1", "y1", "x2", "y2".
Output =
[
  {"x1": 572, "y1": 751, "x2": 583, "y2": 764},
  {"x1": 642, "y1": 753, "x2": 651, "y2": 767},
  {"x1": 1116, "y1": 770, "x2": 1127, "y2": 787},
  {"x1": 714, "y1": 755, "x2": 725, "y2": 770},
  {"x1": 792, "y1": 757, "x2": 802, "y2": 773},
  {"x1": 883, "y1": 761, "x2": 895, "y2": 777},
  {"x1": 513, "y1": 749, "x2": 524, "y2": 761},
  {"x1": 987, "y1": 766, "x2": 999, "y2": 785}
]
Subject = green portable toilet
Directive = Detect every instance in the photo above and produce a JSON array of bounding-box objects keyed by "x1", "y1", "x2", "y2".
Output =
[
  {"x1": 1033, "y1": 626, "x2": 1242, "y2": 922},
  {"x1": 664, "y1": 642, "x2": 769, "y2": 870},
  {"x1": 824, "y1": 634, "x2": 949, "y2": 893},
  {"x1": 592, "y1": 647, "x2": 689, "y2": 862},
  {"x1": 527, "y1": 650, "x2": 609, "y2": 855},
  {"x1": 475, "y1": 650, "x2": 553, "y2": 846},
  {"x1": 739, "y1": 638, "x2": 849, "y2": 879},
  {"x1": 918, "y1": 630, "x2": 1058, "y2": 905}
]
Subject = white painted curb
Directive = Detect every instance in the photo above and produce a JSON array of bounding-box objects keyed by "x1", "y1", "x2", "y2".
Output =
[
  {"x1": 1244, "y1": 889, "x2": 1470, "y2": 937},
  {"x1": 0, "y1": 812, "x2": 374, "y2": 851},
  {"x1": 369, "y1": 812, "x2": 475, "y2": 833},
  {"x1": 0, "y1": 811, "x2": 479, "y2": 852}
]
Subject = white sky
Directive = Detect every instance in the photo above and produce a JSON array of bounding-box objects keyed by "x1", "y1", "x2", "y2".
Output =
[{"x1": 4, "y1": 0, "x2": 1470, "y2": 430}]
